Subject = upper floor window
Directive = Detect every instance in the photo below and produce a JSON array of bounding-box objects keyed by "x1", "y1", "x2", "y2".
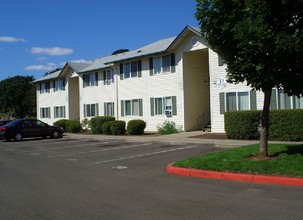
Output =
[
  {"x1": 218, "y1": 55, "x2": 224, "y2": 66},
  {"x1": 83, "y1": 72, "x2": 98, "y2": 87},
  {"x1": 120, "y1": 60, "x2": 142, "y2": 80},
  {"x1": 149, "y1": 53, "x2": 176, "y2": 75},
  {"x1": 53, "y1": 79, "x2": 65, "y2": 92},
  {"x1": 103, "y1": 70, "x2": 114, "y2": 85},
  {"x1": 40, "y1": 82, "x2": 50, "y2": 94}
]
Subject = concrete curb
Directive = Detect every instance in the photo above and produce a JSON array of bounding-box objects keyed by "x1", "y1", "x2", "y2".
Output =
[{"x1": 166, "y1": 165, "x2": 303, "y2": 187}]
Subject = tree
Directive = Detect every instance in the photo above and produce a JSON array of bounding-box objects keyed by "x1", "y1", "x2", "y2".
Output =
[
  {"x1": 196, "y1": 0, "x2": 303, "y2": 157},
  {"x1": 0, "y1": 75, "x2": 36, "y2": 118},
  {"x1": 111, "y1": 49, "x2": 129, "y2": 55}
]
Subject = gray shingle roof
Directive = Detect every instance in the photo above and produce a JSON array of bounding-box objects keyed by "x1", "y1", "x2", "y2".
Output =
[
  {"x1": 34, "y1": 25, "x2": 201, "y2": 82},
  {"x1": 33, "y1": 70, "x2": 61, "y2": 83}
]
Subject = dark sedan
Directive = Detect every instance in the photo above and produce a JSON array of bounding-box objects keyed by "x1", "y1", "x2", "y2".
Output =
[
  {"x1": 0, "y1": 120, "x2": 12, "y2": 126},
  {"x1": 0, "y1": 119, "x2": 64, "y2": 141}
]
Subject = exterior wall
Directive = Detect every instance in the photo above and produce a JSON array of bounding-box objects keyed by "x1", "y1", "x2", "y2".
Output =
[
  {"x1": 183, "y1": 50, "x2": 209, "y2": 131},
  {"x1": 116, "y1": 54, "x2": 184, "y2": 132},
  {"x1": 209, "y1": 49, "x2": 266, "y2": 133},
  {"x1": 68, "y1": 74, "x2": 80, "y2": 121},
  {"x1": 36, "y1": 78, "x2": 68, "y2": 125}
]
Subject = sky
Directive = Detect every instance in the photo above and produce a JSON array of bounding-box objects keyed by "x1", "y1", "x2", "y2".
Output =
[{"x1": 0, "y1": 0, "x2": 198, "y2": 81}]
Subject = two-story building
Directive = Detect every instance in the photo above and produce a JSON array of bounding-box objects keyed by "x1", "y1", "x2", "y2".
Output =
[{"x1": 33, "y1": 25, "x2": 303, "y2": 133}]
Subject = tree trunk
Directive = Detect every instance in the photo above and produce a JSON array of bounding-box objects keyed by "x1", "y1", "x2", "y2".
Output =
[{"x1": 259, "y1": 88, "x2": 272, "y2": 158}]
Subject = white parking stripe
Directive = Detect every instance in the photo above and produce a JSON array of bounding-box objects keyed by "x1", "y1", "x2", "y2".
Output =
[
  {"x1": 19, "y1": 141, "x2": 118, "y2": 153},
  {"x1": 89, "y1": 145, "x2": 198, "y2": 165},
  {"x1": 1, "y1": 139, "x2": 80, "y2": 149},
  {"x1": 48, "y1": 143, "x2": 152, "y2": 158}
]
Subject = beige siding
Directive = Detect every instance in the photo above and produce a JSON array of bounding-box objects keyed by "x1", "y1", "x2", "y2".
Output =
[{"x1": 183, "y1": 50, "x2": 209, "y2": 131}]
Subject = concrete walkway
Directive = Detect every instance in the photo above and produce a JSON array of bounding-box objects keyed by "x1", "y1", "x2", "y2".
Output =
[{"x1": 66, "y1": 130, "x2": 302, "y2": 148}]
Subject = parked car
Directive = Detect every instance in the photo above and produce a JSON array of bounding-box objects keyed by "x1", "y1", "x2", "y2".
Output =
[
  {"x1": 0, "y1": 120, "x2": 12, "y2": 126},
  {"x1": 0, "y1": 118, "x2": 64, "y2": 141}
]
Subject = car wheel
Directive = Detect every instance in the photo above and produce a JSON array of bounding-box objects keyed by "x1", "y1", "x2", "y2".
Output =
[
  {"x1": 14, "y1": 133, "x2": 23, "y2": 141},
  {"x1": 51, "y1": 130, "x2": 59, "y2": 139}
]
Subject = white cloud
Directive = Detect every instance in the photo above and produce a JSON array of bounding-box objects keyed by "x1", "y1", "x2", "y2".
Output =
[
  {"x1": 30, "y1": 47, "x2": 73, "y2": 56},
  {"x1": 25, "y1": 63, "x2": 57, "y2": 71},
  {"x1": 0, "y1": 36, "x2": 26, "y2": 43}
]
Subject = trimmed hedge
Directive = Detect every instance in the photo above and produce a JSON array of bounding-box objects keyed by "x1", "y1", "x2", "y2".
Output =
[
  {"x1": 66, "y1": 120, "x2": 82, "y2": 133},
  {"x1": 127, "y1": 119, "x2": 146, "y2": 135},
  {"x1": 101, "y1": 121, "x2": 114, "y2": 135},
  {"x1": 54, "y1": 119, "x2": 69, "y2": 131},
  {"x1": 90, "y1": 116, "x2": 115, "y2": 134},
  {"x1": 110, "y1": 120, "x2": 126, "y2": 135},
  {"x1": 225, "y1": 110, "x2": 261, "y2": 140},
  {"x1": 269, "y1": 110, "x2": 303, "y2": 141},
  {"x1": 225, "y1": 109, "x2": 303, "y2": 141}
]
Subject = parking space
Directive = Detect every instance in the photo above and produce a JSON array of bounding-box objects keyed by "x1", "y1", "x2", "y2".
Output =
[
  {"x1": 1, "y1": 137, "x2": 303, "y2": 220},
  {"x1": 0, "y1": 137, "x2": 215, "y2": 169}
]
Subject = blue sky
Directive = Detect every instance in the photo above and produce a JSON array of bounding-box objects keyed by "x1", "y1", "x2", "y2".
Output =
[{"x1": 0, "y1": 0, "x2": 198, "y2": 81}]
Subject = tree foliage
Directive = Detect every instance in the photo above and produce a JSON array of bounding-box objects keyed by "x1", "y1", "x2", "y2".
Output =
[
  {"x1": 111, "y1": 49, "x2": 129, "y2": 55},
  {"x1": 196, "y1": 0, "x2": 303, "y2": 157},
  {"x1": 196, "y1": 0, "x2": 303, "y2": 93},
  {"x1": 0, "y1": 75, "x2": 36, "y2": 118}
]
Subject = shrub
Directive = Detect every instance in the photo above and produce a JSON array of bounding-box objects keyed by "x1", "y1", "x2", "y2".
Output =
[
  {"x1": 157, "y1": 120, "x2": 182, "y2": 135},
  {"x1": 224, "y1": 109, "x2": 303, "y2": 141},
  {"x1": 110, "y1": 120, "x2": 126, "y2": 135},
  {"x1": 269, "y1": 110, "x2": 303, "y2": 141},
  {"x1": 66, "y1": 120, "x2": 82, "y2": 133},
  {"x1": 225, "y1": 110, "x2": 261, "y2": 140},
  {"x1": 90, "y1": 116, "x2": 115, "y2": 134},
  {"x1": 54, "y1": 119, "x2": 69, "y2": 131},
  {"x1": 101, "y1": 121, "x2": 114, "y2": 135},
  {"x1": 127, "y1": 119, "x2": 146, "y2": 135}
]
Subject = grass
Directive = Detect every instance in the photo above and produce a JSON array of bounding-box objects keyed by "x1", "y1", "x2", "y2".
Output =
[{"x1": 174, "y1": 144, "x2": 303, "y2": 177}]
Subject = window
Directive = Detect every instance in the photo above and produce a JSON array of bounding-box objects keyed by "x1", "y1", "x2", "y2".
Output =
[
  {"x1": 125, "y1": 100, "x2": 131, "y2": 116},
  {"x1": 103, "y1": 70, "x2": 114, "y2": 85},
  {"x1": 121, "y1": 99, "x2": 143, "y2": 117},
  {"x1": 54, "y1": 79, "x2": 65, "y2": 92},
  {"x1": 150, "y1": 53, "x2": 176, "y2": 75},
  {"x1": 219, "y1": 91, "x2": 252, "y2": 114},
  {"x1": 150, "y1": 96, "x2": 177, "y2": 116},
  {"x1": 40, "y1": 82, "x2": 50, "y2": 94},
  {"x1": 84, "y1": 103, "x2": 99, "y2": 117},
  {"x1": 124, "y1": 63, "x2": 130, "y2": 79},
  {"x1": 104, "y1": 102, "x2": 114, "y2": 116},
  {"x1": 83, "y1": 73, "x2": 98, "y2": 87},
  {"x1": 218, "y1": 55, "x2": 224, "y2": 66},
  {"x1": 120, "y1": 60, "x2": 142, "y2": 80},
  {"x1": 153, "y1": 57, "x2": 162, "y2": 74},
  {"x1": 162, "y1": 55, "x2": 170, "y2": 73},
  {"x1": 40, "y1": 107, "x2": 51, "y2": 118},
  {"x1": 155, "y1": 98, "x2": 163, "y2": 115},
  {"x1": 131, "y1": 61, "x2": 138, "y2": 77},
  {"x1": 54, "y1": 106, "x2": 66, "y2": 118},
  {"x1": 271, "y1": 89, "x2": 303, "y2": 110}
]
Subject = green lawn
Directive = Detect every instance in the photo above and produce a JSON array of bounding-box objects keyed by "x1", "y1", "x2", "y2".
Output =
[{"x1": 174, "y1": 144, "x2": 303, "y2": 177}]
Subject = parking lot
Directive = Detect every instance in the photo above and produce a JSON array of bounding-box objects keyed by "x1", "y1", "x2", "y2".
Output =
[{"x1": 1, "y1": 137, "x2": 303, "y2": 220}]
